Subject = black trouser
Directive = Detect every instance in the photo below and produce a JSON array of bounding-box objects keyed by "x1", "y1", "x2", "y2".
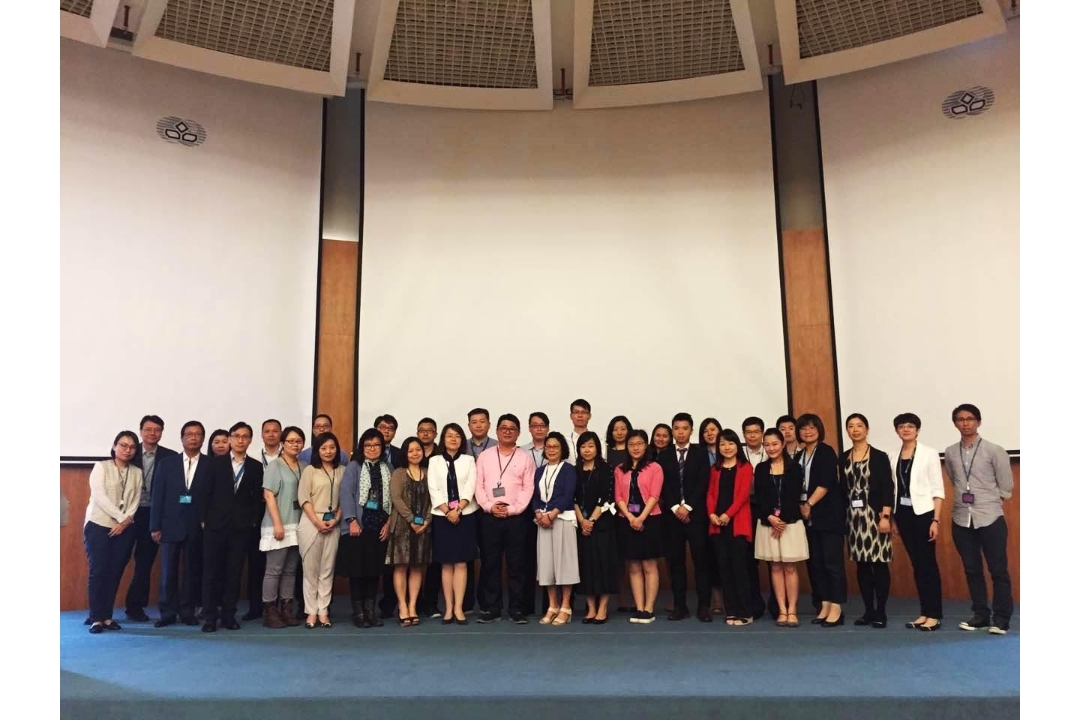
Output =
[
  {"x1": 159, "y1": 535, "x2": 202, "y2": 619},
  {"x1": 953, "y1": 516, "x2": 1013, "y2": 628},
  {"x1": 294, "y1": 555, "x2": 305, "y2": 613},
  {"x1": 84, "y1": 522, "x2": 137, "y2": 622},
  {"x1": 124, "y1": 506, "x2": 159, "y2": 613},
  {"x1": 746, "y1": 503, "x2": 767, "y2": 617},
  {"x1": 244, "y1": 527, "x2": 266, "y2": 616},
  {"x1": 202, "y1": 527, "x2": 249, "y2": 621},
  {"x1": 523, "y1": 518, "x2": 538, "y2": 614},
  {"x1": 711, "y1": 531, "x2": 752, "y2": 619},
  {"x1": 855, "y1": 562, "x2": 890, "y2": 620},
  {"x1": 349, "y1": 576, "x2": 379, "y2": 603},
  {"x1": 894, "y1": 505, "x2": 942, "y2": 619},
  {"x1": 807, "y1": 528, "x2": 847, "y2": 604},
  {"x1": 478, "y1": 512, "x2": 529, "y2": 615},
  {"x1": 664, "y1": 516, "x2": 710, "y2": 611}
]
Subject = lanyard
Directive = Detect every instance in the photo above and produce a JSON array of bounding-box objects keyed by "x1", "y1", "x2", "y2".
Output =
[
  {"x1": 542, "y1": 462, "x2": 562, "y2": 505},
  {"x1": 496, "y1": 448, "x2": 517, "y2": 486},
  {"x1": 472, "y1": 438, "x2": 492, "y2": 458},
  {"x1": 322, "y1": 467, "x2": 337, "y2": 513},
  {"x1": 530, "y1": 446, "x2": 544, "y2": 468},
  {"x1": 407, "y1": 468, "x2": 425, "y2": 516},
  {"x1": 233, "y1": 460, "x2": 245, "y2": 490},
  {"x1": 959, "y1": 439, "x2": 982, "y2": 492},
  {"x1": 896, "y1": 444, "x2": 916, "y2": 497},
  {"x1": 115, "y1": 462, "x2": 130, "y2": 507},
  {"x1": 799, "y1": 448, "x2": 815, "y2": 490},
  {"x1": 772, "y1": 471, "x2": 783, "y2": 508},
  {"x1": 629, "y1": 468, "x2": 643, "y2": 503}
]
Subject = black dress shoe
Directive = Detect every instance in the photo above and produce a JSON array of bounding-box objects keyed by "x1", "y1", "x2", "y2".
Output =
[
  {"x1": 221, "y1": 616, "x2": 241, "y2": 630},
  {"x1": 102, "y1": 620, "x2": 122, "y2": 631},
  {"x1": 821, "y1": 612, "x2": 845, "y2": 628},
  {"x1": 593, "y1": 617, "x2": 607, "y2": 625},
  {"x1": 201, "y1": 621, "x2": 217, "y2": 633},
  {"x1": 89, "y1": 623, "x2": 104, "y2": 634},
  {"x1": 154, "y1": 616, "x2": 177, "y2": 628},
  {"x1": 811, "y1": 616, "x2": 826, "y2": 625},
  {"x1": 667, "y1": 608, "x2": 690, "y2": 621},
  {"x1": 84, "y1": 617, "x2": 93, "y2": 626},
  {"x1": 582, "y1": 617, "x2": 594, "y2": 624},
  {"x1": 697, "y1": 609, "x2": 713, "y2": 623},
  {"x1": 455, "y1": 617, "x2": 468, "y2": 626},
  {"x1": 854, "y1": 615, "x2": 873, "y2": 626},
  {"x1": 125, "y1": 609, "x2": 150, "y2": 622},
  {"x1": 441, "y1": 617, "x2": 454, "y2": 625},
  {"x1": 872, "y1": 618, "x2": 887, "y2": 629},
  {"x1": 180, "y1": 615, "x2": 199, "y2": 626},
  {"x1": 476, "y1": 611, "x2": 501, "y2": 624}
]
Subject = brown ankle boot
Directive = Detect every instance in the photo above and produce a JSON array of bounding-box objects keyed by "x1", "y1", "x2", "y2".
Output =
[
  {"x1": 263, "y1": 601, "x2": 286, "y2": 629},
  {"x1": 279, "y1": 599, "x2": 300, "y2": 627}
]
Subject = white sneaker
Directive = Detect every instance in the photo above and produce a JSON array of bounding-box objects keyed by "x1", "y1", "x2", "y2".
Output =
[{"x1": 988, "y1": 625, "x2": 1008, "y2": 635}]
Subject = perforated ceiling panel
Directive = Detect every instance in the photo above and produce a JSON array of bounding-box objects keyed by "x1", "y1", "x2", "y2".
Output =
[
  {"x1": 154, "y1": 0, "x2": 335, "y2": 72},
  {"x1": 61, "y1": 0, "x2": 94, "y2": 18},
  {"x1": 383, "y1": 0, "x2": 538, "y2": 89},
  {"x1": 588, "y1": 0, "x2": 744, "y2": 87},
  {"x1": 796, "y1": 0, "x2": 984, "y2": 58}
]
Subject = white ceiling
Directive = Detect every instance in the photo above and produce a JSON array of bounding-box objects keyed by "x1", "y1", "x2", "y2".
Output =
[{"x1": 61, "y1": 0, "x2": 1017, "y2": 104}]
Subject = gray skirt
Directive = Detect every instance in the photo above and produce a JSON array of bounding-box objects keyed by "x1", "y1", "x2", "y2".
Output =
[{"x1": 536, "y1": 518, "x2": 580, "y2": 586}]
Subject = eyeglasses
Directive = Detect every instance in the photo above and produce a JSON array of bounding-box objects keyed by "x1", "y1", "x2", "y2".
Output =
[
  {"x1": 230, "y1": 433, "x2": 252, "y2": 440},
  {"x1": 116, "y1": 443, "x2": 137, "y2": 451},
  {"x1": 377, "y1": 424, "x2": 395, "y2": 432},
  {"x1": 284, "y1": 438, "x2": 305, "y2": 445},
  {"x1": 529, "y1": 423, "x2": 548, "y2": 429},
  {"x1": 363, "y1": 442, "x2": 382, "y2": 449}
]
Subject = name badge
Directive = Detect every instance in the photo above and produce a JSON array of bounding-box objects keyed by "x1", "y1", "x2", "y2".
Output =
[
  {"x1": 800, "y1": 493, "x2": 808, "y2": 502},
  {"x1": 412, "y1": 515, "x2": 425, "y2": 525},
  {"x1": 365, "y1": 499, "x2": 379, "y2": 510},
  {"x1": 851, "y1": 499, "x2": 864, "y2": 509},
  {"x1": 492, "y1": 486, "x2": 506, "y2": 498},
  {"x1": 322, "y1": 511, "x2": 335, "y2": 521},
  {"x1": 899, "y1": 497, "x2": 913, "y2": 507},
  {"x1": 627, "y1": 503, "x2": 642, "y2": 514},
  {"x1": 961, "y1": 492, "x2": 975, "y2": 504},
  {"x1": 448, "y1": 500, "x2": 460, "y2": 510},
  {"x1": 179, "y1": 494, "x2": 192, "y2": 505}
]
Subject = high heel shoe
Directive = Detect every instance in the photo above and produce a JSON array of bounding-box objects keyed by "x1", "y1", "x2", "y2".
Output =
[
  {"x1": 539, "y1": 607, "x2": 559, "y2": 625},
  {"x1": 552, "y1": 608, "x2": 572, "y2": 626},
  {"x1": 821, "y1": 612, "x2": 845, "y2": 628}
]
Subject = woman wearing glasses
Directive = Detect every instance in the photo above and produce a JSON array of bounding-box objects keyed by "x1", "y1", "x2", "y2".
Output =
[
  {"x1": 84, "y1": 431, "x2": 143, "y2": 634},
  {"x1": 338, "y1": 428, "x2": 393, "y2": 628},
  {"x1": 296, "y1": 432, "x2": 344, "y2": 628},
  {"x1": 615, "y1": 429, "x2": 664, "y2": 624},
  {"x1": 259, "y1": 426, "x2": 308, "y2": 628},
  {"x1": 534, "y1": 432, "x2": 579, "y2": 626}
]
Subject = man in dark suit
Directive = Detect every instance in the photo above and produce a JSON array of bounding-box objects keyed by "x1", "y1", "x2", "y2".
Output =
[
  {"x1": 658, "y1": 413, "x2": 714, "y2": 622},
  {"x1": 126, "y1": 414, "x2": 178, "y2": 622},
  {"x1": 150, "y1": 420, "x2": 210, "y2": 627},
  {"x1": 375, "y1": 414, "x2": 404, "y2": 619},
  {"x1": 197, "y1": 421, "x2": 264, "y2": 632}
]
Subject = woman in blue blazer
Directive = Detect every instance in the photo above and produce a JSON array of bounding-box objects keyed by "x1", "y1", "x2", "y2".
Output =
[{"x1": 532, "y1": 432, "x2": 580, "y2": 626}]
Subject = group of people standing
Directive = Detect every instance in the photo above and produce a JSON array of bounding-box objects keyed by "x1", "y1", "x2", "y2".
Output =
[{"x1": 80, "y1": 400, "x2": 1015, "y2": 637}]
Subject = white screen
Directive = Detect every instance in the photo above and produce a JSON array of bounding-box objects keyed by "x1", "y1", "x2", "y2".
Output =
[
  {"x1": 819, "y1": 22, "x2": 1020, "y2": 452},
  {"x1": 360, "y1": 95, "x2": 789, "y2": 440},
  {"x1": 60, "y1": 41, "x2": 321, "y2": 458}
]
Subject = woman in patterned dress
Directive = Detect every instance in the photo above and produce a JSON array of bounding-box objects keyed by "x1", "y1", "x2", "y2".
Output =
[
  {"x1": 842, "y1": 413, "x2": 895, "y2": 628},
  {"x1": 386, "y1": 437, "x2": 432, "y2": 626}
]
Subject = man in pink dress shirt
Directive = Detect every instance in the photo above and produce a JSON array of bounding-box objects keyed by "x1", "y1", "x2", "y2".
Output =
[{"x1": 474, "y1": 413, "x2": 537, "y2": 624}]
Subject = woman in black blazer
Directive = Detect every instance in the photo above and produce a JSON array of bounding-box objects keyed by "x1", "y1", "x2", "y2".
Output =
[
  {"x1": 795, "y1": 413, "x2": 847, "y2": 627},
  {"x1": 753, "y1": 428, "x2": 808, "y2": 627},
  {"x1": 842, "y1": 414, "x2": 894, "y2": 628}
]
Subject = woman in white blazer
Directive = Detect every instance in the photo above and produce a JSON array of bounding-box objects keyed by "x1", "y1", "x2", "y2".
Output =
[
  {"x1": 427, "y1": 422, "x2": 479, "y2": 625},
  {"x1": 888, "y1": 413, "x2": 945, "y2": 631}
]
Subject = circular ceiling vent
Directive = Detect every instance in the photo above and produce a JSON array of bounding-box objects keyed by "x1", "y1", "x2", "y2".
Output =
[{"x1": 156, "y1": 116, "x2": 207, "y2": 147}]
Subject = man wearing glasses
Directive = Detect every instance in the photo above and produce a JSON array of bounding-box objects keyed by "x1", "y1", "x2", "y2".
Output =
[
  {"x1": 474, "y1": 414, "x2": 537, "y2": 624},
  {"x1": 197, "y1": 422, "x2": 264, "y2": 632},
  {"x1": 375, "y1": 415, "x2": 404, "y2": 469},
  {"x1": 565, "y1": 399, "x2": 592, "y2": 464},
  {"x1": 300, "y1": 414, "x2": 350, "y2": 464}
]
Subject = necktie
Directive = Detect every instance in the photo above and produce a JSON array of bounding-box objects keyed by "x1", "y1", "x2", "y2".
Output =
[
  {"x1": 185, "y1": 458, "x2": 194, "y2": 490},
  {"x1": 678, "y1": 448, "x2": 687, "y2": 502}
]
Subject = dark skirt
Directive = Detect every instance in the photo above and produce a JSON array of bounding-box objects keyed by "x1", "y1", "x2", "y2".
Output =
[
  {"x1": 432, "y1": 512, "x2": 479, "y2": 565},
  {"x1": 336, "y1": 532, "x2": 388, "y2": 579},
  {"x1": 616, "y1": 514, "x2": 665, "y2": 561},
  {"x1": 577, "y1": 519, "x2": 619, "y2": 595}
]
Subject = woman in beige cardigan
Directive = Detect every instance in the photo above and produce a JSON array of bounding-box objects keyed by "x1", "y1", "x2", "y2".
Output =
[
  {"x1": 386, "y1": 437, "x2": 432, "y2": 626},
  {"x1": 84, "y1": 431, "x2": 143, "y2": 634}
]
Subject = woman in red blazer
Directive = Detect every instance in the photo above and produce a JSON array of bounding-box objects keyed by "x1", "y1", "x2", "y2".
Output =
[{"x1": 706, "y1": 429, "x2": 755, "y2": 626}]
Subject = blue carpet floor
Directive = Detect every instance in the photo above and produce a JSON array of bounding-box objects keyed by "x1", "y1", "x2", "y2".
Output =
[{"x1": 60, "y1": 596, "x2": 1018, "y2": 720}]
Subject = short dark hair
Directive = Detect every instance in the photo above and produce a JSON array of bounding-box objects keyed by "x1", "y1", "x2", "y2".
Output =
[
  {"x1": 575, "y1": 431, "x2": 605, "y2": 469},
  {"x1": 180, "y1": 420, "x2": 206, "y2": 439},
  {"x1": 893, "y1": 413, "x2": 922, "y2": 430},
  {"x1": 417, "y1": 417, "x2": 437, "y2": 430},
  {"x1": 742, "y1": 416, "x2": 765, "y2": 432},
  {"x1": 496, "y1": 413, "x2": 521, "y2": 431},
  {"x1": 353, "y1": 428, "x2": 384, "y2": 464},
  {"x1": 544, "y1": 431, "x2": 571, "y2": 461},
  {"x1": 952, "y1": 403, "x2": 982, "y2": 422},
  {"x1": 605, "y1": 415, "x2": 633, "y2": 451},
  {"x1": 570, "y1": 399, "x2": 592, "y2": 413},
  {"x1": 845, "y1": 413, "x2": 869, "y2": 430},
  {"x1": 378, "y1": 414, "x2": 398, "y2": 430},
  {"x1": 529, "y1": 411, "x2": 550, "y2": 428},
  {"x1": 622, "y1": 429, "x2": 656, "y2": 472},
  {"x1": 698, "y1": 418, "x2": 722, "y2": 448},
  {"x1": 313, "y1": 432, "x2": 343, "y2": 468},
  {"x1": 795, "y1": 414, "x2": 826, "y2": 443},
  {"x1": 467, "y1": 408, "x2": 490, "y2": 422},
  {"x1": 776, "y1": 414, "x2": 796, "y2": 428},
  {"x1": 229, "y1": 421, "x2": 254, "y2": 437},
  {"x1": 314, "y1": 414, "x2": 333, "y2": 427},
  {"x1": 671, "y1": 412, "x2": 694, "y2": 428},
  {"x1": 110, "y1": 430, "x2": 139, "y2": 458},
  {"x1": 281, "y1": 426, "x2": 306, "y2": 446},
  {"x1": 139, "y1": 414, "x2": 164, "y2": 430},
  {"x1": 373, "y1": 415, "x2": 384, "y2": 427},
  {"x1": 438, "y1": 423, "x2": 467, "y2": 458},
  {"x1": 717, "y1": 428, "x2": 748, "y2": 467},
  {"x1": 262, "y1": 418, "x2": 281, "y2": 431}
]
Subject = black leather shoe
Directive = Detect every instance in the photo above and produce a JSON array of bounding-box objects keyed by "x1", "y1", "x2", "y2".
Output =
[
  {"x1": 125, "y1": 609, "x2": 150, "y2": 622},
  {"x1": 811, "y1": 616, "x2": 826, "y2": 625},
  {"x1": 821, "y1": 612, "x2": 845, "y2": 628},
  {"x1": 476, "y1": 611, "x2": 501, "y2": 624},
  {"x1": 154, "y1": 616, "x2": 177, "y2": 628},
  {"x1": 201, "y1": 620, "x2": 217, "y2": 633},
  {"x1": 89, "y1": 623, "x2": 104, "y2": 634},
  {"x1": 455, "y1": 617, "x2": 468, "y2": 626},
  {"x1": 667, "y1": 608, "x2": 690, "y2": 621},
  {"x1": 221, "y1": 616, "x2": 241, "y2": 630},
  {"x1": 102, "y1": 620, "x2": 122, "y2": 631},
  {"x1": 84, "y1": 617, "x2": 93, "y2": 626},
  {"x1": 872, "y1": 618, "x2": 887, "y2": 629},
  {"x1": 697, "y1": 609, "x2": 713, "y2": 623},
  {"x1": 854, "y1": 615, "x2": 873, "y2": 626}
]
